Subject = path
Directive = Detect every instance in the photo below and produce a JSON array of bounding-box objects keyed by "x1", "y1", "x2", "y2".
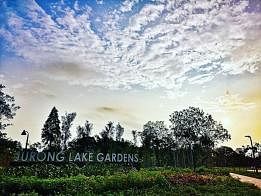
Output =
[{"x1": 230, "y1": 173, "x2": 261, "y2": 189}]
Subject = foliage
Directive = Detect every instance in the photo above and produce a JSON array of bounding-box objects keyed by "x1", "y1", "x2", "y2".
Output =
[
  {"x1": 1, "y1": 168, "x2": 261, "y2": 195},
  {"x1": 100, "y1": 121, "x2": 115, "y2": 139},
  {"x1": 76, "y1": 120, "x2": 93, "y2": 139},
  {"x1": 0, "y1": 84, "x2": 20, "y2": 135},
  {"x1": 132, "y1": 130, "x2": 138, "y2": 146},
  {"x1": 115, "y1": 123, "x2": 124, "y2": 141},
  {"x1": 61, "y1": 112, "x2": 76, "y2": 150},
  {"x1": 140, "y1": 121, "x2": 169, "y2": 149},
  {"x1": 169, "y1": 107, "x2": 231, "y2": 147},
  {"x1": 3, "y1": 163, "x2": 134, "y2": 178},
  {"x1": 41, "y1": 107, "x2": 61, "y2": 150},
  {"x1": 0, "y1": 137, "x2": 21, "y2": 166},
  {"x1": 166, "y1": 173, "x2": 214, "y2": 185}
]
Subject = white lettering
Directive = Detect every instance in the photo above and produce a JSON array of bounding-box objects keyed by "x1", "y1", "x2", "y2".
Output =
[
  {"x1": 89, "y1": 153, "x2": 93, "y2": 162},
  {"x1": 123, "y1": 154, "x2": 127, "y2": 162},
  {"x1": 104, "y1": 153, "x2": 111, "y2": 162},
  {"x1": 37, "y1": 152, "x2": 46, "y2": 161},
  {"x1": 112, "y1": 153, "x2": 116, "y2": 162},
  {"x1": 117, "y1": 153, "x2": 123, "y2": 162},
  {"x1": 29, "y1": 152, "x2": 37, "y2": 161},
  {"x1": 134, "y1": 154, "x2": 139, "y2": 163},
  {"x1": 74, "y1": 153, "x2": 81, "y2": 162},
  {"x1": 97, "y1": 153, "x2": 104, "y2": 162},
  {"x1": 56, "y1": 151, "x2": 65, "y2": 162}
]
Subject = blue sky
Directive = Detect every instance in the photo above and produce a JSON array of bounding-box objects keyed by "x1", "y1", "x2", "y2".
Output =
[{"x1": 0, "y1": 0, "x2": 261, "y2": 148}]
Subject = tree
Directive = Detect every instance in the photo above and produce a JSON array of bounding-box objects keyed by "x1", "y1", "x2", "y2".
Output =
[
  {"x1": 132, "y1": 130, "x2": 138, "y2": 146},
  {"x1": 61, "y1": 112, "x2": 76, "y2": 150},
  {"x1": 0, "y1": 137, "x2": 21, "y2": 166},
  {"x1": 41, "y1": 107, "x2": 61, "y2": 150},
  {"x1": 115, "y1": 123, "x2": 124, "y2": 141},
  {"x1": 140, "y1": 121, "x2": 168, "y2": 150},
  {"x1": 0, "y1": 84, "x2": 20, "y2": 137},
  {"x1": 169, "y1": 107, "x2": 230, "y2": 147},
  {"x1": 169, "y1": 107, "x2": 231, "y2": 169},
  {"x1": 77, "y1": 120, "x2": 93, "y2": 138},
  {"x1": 100, "y1": 121, "x2": 114, "y2": 139},
  {"x1": 140, "y1": 121, "x2": 169, "y2": 165},
  {"x1": 29, "y1": 142, "x2": 42, "y2": 151}
]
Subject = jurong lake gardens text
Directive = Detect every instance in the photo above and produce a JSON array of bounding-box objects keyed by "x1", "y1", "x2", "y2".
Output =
[{"x1": 15, "y1": 151, "x2": 139, "y2": 163}]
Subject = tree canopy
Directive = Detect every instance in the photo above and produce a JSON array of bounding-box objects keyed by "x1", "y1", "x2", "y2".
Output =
[
  {"x1": 61, "y1": 112, "x2": 77, "y2": 149},
  {"x1": 77, "y1": 120, "x2": 93, "y2": 138},
  {"x1": 41, "y1": 107, "x2": 61, "y2": 150},
  {"x1": 0, "y1": 84, "x2": 20, "y2": 137},
  {"x1": 169, "y1": 107, "x2": 231, "y2": 147}
]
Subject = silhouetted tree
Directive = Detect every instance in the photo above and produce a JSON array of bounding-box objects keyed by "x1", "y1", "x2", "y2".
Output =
[
  {"x1": 169, "y1": 107, "x2": 231, "y2": 169},
  {"x1": 0, "y1": 84, "x2": 20, "y2": 138},
  {"x1": 29, "y1": 142, "x2": 42, "y2": 151},
  {"x1": 77, "y1": 120, "x2": 93, "y2": 138},
  {"x1": 140, "y1": 121, "x2": 169, "y2": 165},
  {"x1": 115, "y1": 123, "x2": 124, "y2": 141},
  {"x1": 141, "y1": 121, "x2": 168, "y2": 149},
  {"x1": 61, "y1": 112, "x2": 76, "y2": 150},
  {"x1": 41, "y1": 107, "x2": 61, "y2": 150},
  {"x1": 132, "y1": 130, "x2": 138, "y2": 146},
  {"x1": 0, "y1": 137, "x2": 21, "y2": 166},
  {"x1": 100, "y1": 121, "x2": 114, "y2": 139},
  {"x1": 169, "y1": 107, "x2": 230, "y2": 147}
]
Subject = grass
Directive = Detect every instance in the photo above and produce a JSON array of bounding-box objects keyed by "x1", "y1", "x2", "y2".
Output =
[{"x1": 1, "y1": 168, "x2": 261, "y2": 195}]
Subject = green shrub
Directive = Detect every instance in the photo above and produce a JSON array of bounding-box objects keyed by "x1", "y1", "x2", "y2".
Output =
[
  {"x1": 1, "y1": 170, "x2": 261, "y2": 195},
  {"x1": 3, "y1": 163, "x2": 135, "y2": 178}
]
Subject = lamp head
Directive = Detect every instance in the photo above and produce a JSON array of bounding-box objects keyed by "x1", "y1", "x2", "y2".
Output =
[
  {"x1": 245, "y1": 135, "x2": 250, "y2": 138},
  {"x1": 21, "y1": 130, "x2": 27, "y2": 135}
]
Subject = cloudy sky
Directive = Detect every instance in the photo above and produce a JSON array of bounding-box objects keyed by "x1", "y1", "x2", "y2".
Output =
[{"x1": 0, "y1": 0, "x2": 260, "y2": 148}]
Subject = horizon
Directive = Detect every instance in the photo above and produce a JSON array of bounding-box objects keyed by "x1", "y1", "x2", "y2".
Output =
[{"x1": 0, "y1": 0, "x2": 260, "y2": 149}]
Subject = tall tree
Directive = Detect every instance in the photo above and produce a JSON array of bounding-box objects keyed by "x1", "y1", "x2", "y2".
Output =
[
  {"x1": 140, "y1": 121, "x2": 168, "y2": 150},
  {"x1": 0, "y1": 84, "x2": 20, "y2": 138},
  {"x1": 61, "y1": 112, "x2": 76, "y2": 150},
  {"x1": 115, "y1": 123, "x2": 124, "y2": 141},
  {"x1": 77, "y1": 120, "x2": 93, "y2": 138},
  {"x1": 169, "y1": 107, "x2": 231, "y2": 147},
  {"x1": 41, "y1": 107, "x2": 61, "y2": 150},
  {"x1": 132, "y1": 130, "x2": 138, "y2": 146},
  {"x1": 100, "y1": 121, "x2": 114, "y2": 139},
  {"x1": 140, "y1": 121, "x2": 169, "y2": 165}
]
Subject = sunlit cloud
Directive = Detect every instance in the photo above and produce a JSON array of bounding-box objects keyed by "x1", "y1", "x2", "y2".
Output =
[
  {"x1": 1, "y1": 0, "x2": 260, "y2": 91},
  {"x1": 202, "y1": 91, "x2": 256, "y2": 112}
]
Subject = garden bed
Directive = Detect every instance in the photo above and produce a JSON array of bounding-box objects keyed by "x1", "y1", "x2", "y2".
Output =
[{"x1": 1, "y1": 168, "x2": 261, "y2": 195}]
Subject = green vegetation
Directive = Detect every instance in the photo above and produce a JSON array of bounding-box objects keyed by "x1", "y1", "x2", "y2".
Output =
[
  {"x1": 1, "y1": 163, "x2": 134, "y2": 178},
  {"x1": 1, "y1": 167, "x2": 260, "y2": 195}
]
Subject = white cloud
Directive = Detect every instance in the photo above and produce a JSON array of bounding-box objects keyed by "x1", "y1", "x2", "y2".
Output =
[
  {"x1": 119, "y1": 0, "x2": 139, "y2": 13},
  {"x1": 1, "y1": 0, "x2": 261, "y2": 91},
  {"x1": 201, "y1": 92, "x2": 256, "y2": 112}
]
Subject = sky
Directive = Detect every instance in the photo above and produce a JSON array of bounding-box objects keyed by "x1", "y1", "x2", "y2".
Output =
[{"x1": 0, "y1": 0, "x2": 260, "y2": 149}]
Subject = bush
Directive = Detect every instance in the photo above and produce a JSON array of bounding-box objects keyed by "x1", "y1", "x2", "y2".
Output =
[
  {"x1": 0, "y1": 170, "x2": 196, "y2": 195},
  {"x1": 3, "y1": 163, "x2": 135, "y2": 178},
  {"x1": 1, "y1": 169, "x2": 261, "y2": 195}
]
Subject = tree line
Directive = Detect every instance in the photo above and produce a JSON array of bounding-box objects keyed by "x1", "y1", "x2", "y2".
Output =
[{"x1": 0, "y1": 84, "x2": 260, "y2": 168}]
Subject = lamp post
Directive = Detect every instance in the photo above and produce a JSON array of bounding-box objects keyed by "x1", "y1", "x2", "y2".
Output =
[
  {"x1": 245, "y1": 135, "x2": 258, "y2": 173},
  {"x1": 21, "y1": 130, "x2": 29, "y2": 150}
]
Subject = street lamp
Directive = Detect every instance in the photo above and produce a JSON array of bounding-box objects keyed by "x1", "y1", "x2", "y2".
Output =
[
  {"x1": 21, "y1": 130, "x2": 29, "y2": 150},
  {"x1": 245, "y1": 135, "x2": 258, "y2": 173}
]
